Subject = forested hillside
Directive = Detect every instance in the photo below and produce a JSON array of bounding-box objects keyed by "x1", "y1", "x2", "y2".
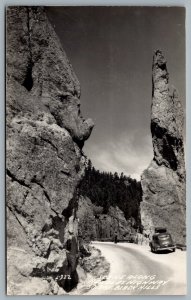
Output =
[{"x1": 79, "y1": 160, "x2": 142, "y2": 228}]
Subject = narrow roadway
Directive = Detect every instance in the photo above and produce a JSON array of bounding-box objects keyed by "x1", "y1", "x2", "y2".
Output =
[{"x1": 86, "y1": 242, "x2": 186, "y2": 295}]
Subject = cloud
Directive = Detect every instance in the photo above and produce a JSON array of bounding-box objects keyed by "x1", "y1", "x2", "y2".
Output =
[{"x1": 84, "y1": 130, "x2": 153, "y2": 181}]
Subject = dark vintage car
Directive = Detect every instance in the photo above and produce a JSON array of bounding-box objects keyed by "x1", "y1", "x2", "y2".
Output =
[{"x1": 149, "y1": 228, "x2": 176, "y2": 253}]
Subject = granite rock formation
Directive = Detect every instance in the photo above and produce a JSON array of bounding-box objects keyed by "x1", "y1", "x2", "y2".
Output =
[
  {"x1": 95, "y1": 206, "x2": 136, "y2": 241},
  {"x1": 6, "y1": 7, "x2": 93, "y2": 295},
  {"x1": 77, "y1": 197, "x2": 136, "y2": 242},
  {"x1": 140, "y1": 50, "x2": 186, "y2": 244}
]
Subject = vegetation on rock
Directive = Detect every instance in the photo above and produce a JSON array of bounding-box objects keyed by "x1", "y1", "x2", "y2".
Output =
[{"x1": 79, "y1": 160, "x2": 142, "y2": 229}]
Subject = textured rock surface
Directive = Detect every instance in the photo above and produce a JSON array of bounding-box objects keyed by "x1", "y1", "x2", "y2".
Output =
[
  {"x1": 72, "y1": 246, "x2": 110, "y2": 295},
  {"x1": 95, "y1": 206, "x2": 135, "y2": 240},
  {"x1": 77, "y1": 197, "x2": 135, "y2": 242},
  {"x1": 6, "y1": 7, "x2": 93, "y2": 295},
  {"x1": 140, "y1": 50, "x2": 186, "y2": 244}
]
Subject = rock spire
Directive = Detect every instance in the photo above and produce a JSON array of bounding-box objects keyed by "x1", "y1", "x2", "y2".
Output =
[{"x1": 140, "y1": 50, "x2": 186, "y2": 245}]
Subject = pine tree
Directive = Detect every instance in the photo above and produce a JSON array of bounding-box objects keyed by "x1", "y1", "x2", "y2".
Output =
[{"x1": 79, "y1": 159, "x2": 142, "y2": 230}]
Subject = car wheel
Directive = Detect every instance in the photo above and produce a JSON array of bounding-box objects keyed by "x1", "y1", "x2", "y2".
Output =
[{"x1": 151, "y1": 245, "x2": 154, "y2": 253}]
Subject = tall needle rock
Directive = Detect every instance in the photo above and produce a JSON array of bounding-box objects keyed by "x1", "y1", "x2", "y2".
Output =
[{"x1": 141, "y1": 50, "x2": 186, "y2": 245}]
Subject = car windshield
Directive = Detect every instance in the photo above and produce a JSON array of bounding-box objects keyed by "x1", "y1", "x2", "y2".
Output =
[
  {"x1": 158, "y1": 234, "x2": 171, "y2": 240},
  {"x1": 158, "y1": 234, "x2": 172, "y2": 243}
]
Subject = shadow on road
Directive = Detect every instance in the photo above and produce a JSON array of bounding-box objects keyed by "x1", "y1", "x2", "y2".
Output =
[{"x1": 149, "y1": 249, "x2": 174, "y2": 255}]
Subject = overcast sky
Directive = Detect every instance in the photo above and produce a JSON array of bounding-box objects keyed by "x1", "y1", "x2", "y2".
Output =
[{"x1": 47, "y1": 6, "x2": 185, "y2": 180}]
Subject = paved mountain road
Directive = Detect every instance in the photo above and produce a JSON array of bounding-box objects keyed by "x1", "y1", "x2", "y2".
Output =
[{"x1": 86, "y1": 242, "x2": 186, "y2": 295}]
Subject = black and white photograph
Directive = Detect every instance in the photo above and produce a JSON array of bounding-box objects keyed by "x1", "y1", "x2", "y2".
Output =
[{"x1": 6, "y1": 5, "x2": 186, "y2": 295}]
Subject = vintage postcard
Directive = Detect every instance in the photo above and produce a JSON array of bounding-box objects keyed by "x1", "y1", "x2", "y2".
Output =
[{"x1": 6, "y1": 5, "x2": 186, "y2": 295}]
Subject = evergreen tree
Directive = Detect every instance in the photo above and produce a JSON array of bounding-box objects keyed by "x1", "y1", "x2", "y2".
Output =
[{"x1": 79, "y1": 159, "x2": 142, "y2": 230}]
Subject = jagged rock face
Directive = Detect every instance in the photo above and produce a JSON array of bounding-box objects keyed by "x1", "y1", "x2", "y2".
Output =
[
  {"x1": 6, "y1": 7, "x2": 93, "y2": 295},
  {"x1": 7, "y1": 7, "x2": 94, "y2": 148},
  {"x1": 141, "y1": 50, "x2": 186, "y2": 244},
  {"x1": 77, "y1": 197, "x2": 135, "y2": 242},
  {"x1": 95, "y1": 206, "x2": 135, "y2": 240}
]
